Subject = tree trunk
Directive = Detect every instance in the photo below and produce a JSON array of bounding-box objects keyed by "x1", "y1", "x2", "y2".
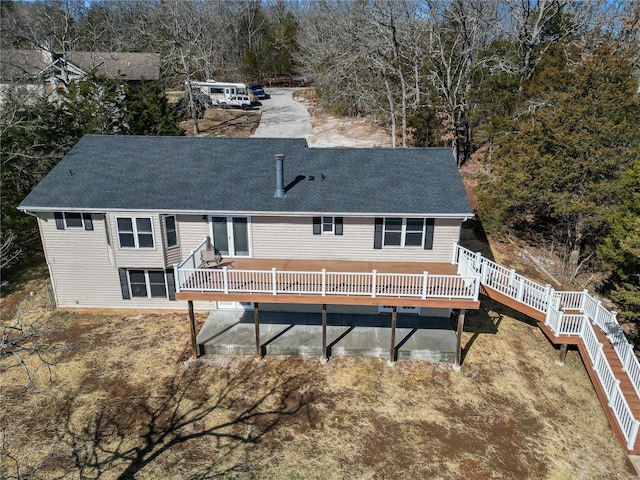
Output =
[{"x1": 383, "y1": 74, "x2": 397, "y2": 148}]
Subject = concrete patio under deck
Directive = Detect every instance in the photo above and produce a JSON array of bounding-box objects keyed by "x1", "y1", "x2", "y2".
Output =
[{"x1": 196, "y1": 310, "x2": 457, "y2": 363}]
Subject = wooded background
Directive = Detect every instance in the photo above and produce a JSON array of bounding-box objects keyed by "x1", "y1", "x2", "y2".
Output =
[{"x1": 1, "y1": 0, "x2": 638, "y2": 337}]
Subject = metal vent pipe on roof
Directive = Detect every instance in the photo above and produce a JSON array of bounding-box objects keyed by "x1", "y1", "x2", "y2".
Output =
[{"x1": 274, "y1": 154, "x2": 285, "y2": 198}]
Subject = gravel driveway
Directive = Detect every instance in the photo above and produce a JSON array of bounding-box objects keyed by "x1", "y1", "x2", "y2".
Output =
[{"x1": 251, "y1": 88, "x2": 312, "y2": 139}]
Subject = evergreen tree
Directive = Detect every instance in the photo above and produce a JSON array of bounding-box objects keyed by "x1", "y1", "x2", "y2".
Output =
[
  {"x1": 597, "y1": 160, "x2": 640, "y2": 329},
  {"x1": 124, "y1": 80, "x2": 183, "y2": 136},
  {"x1": 477, "y1": 41, "x2": 640, "y2": 280}
]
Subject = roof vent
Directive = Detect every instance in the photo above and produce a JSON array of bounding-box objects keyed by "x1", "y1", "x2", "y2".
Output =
[{"x1": 274, "y1": 154, "x2": 285, "y2": 198}]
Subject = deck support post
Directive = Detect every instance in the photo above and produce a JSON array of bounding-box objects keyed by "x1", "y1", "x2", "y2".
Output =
[
  {"x1": 388, "y1": 306, "x2": 397, "y2": 366},
  {"x1": 254, "y1": 302, "x2": 261, "y2": 359},
  {"x1": 556, "y1": 344, "x2": 568, "y2": 366},
  {"x1": 453, "y1": 309, "x2": 466, "y2": 371},
  {"x1": 321, "y1": 303, "x2": 328, "y2": 364},
  {"x1": 188, "y1": 300, "x2": 198, "y2": 359}
]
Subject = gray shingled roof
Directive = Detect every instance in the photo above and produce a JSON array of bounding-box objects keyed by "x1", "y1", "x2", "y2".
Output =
[
  {"x1": 19, "y1": 135, "x2": 473, "y2": 217},
  {"x1": 0, "y1": 50, "x2": 160, "y2": 82},
  {"x1": 65, "y1": 52, "x2": 160, "y2": 81},
  {"x1": 0, "y1": 50, "x2": 50, "y2": 82}
]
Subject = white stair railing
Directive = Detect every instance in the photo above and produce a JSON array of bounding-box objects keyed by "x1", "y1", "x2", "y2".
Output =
[{"x1": 454, "y1": 242, "x2": 640, "y2": 450}]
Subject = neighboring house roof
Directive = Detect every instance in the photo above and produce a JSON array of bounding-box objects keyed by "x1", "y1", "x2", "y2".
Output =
[
  {"x1": 0, "y1": 49, "x2": 51, "y2": 82},
  {"x1": 0, "y1": 50, "x2": 160, "y2": 83},
  {"x1": 63, "y1": 52, "x2": 160, "y2": 81},
  {"x1": 19, "y1": 135, "x2": 473, "y2": 217}
]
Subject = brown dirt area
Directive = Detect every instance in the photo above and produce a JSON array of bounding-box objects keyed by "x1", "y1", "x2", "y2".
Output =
[
  {"x1": 180, "y1": 107, "x2": 261, "y2": 137},
  {"x1": 1, "y1": 278, "x2": 636, "y2": 479},
  {"x1": 295, "y1": 88, "x2": 393, "y2": 147}
]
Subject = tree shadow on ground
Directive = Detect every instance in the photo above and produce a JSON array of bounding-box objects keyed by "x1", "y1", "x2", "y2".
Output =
[{"x1": 49, "y1": 359, "x2": 318, "y2": 479}]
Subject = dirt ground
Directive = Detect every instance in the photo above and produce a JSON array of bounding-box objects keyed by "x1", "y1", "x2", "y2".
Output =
[
  {"x1": 295, "y1": 89, "x2": 392, "y2": 148},
  {"x1": 180, "y1": 107, "x2": 262, "y2": 137},
  {"x1": 1, "y1": 92, "x2": 636, "y2": 479},
  {"x1": 1, "y1": 282, "x2": 636, "y2": 479}
]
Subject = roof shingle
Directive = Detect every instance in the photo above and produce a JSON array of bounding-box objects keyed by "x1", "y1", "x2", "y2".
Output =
[{"x1": 19, "y1": 135, "x2": 473, "y2": 217}]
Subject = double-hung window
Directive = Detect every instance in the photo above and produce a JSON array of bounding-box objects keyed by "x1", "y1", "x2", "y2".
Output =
[
  {"x1": 117, "y1": 217, "x2": 154, "y2": 249},
  {"x1": 376, "y1": 217, "x2": 434, "y2": 249},
  {"x1": 163, "y1": 215, "x2": 178, "y2": 248},
  {"x1": 384, "y1": 218, "x2": 425, "y2": 247},
  {"x1": 128, "y1": 270, "x2": 167, "y2": 298},
  {"x1": 118, "y1": 268, "x2": 176, "y2": 300}
]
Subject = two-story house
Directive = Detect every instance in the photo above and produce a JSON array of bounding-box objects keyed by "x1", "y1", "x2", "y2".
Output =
[
  {"x1": 19, "y1": 134, "x2": 478, "y2": 312},
  {"x1": 19, "y1": 135, "x2": 640, "y2": 454}
]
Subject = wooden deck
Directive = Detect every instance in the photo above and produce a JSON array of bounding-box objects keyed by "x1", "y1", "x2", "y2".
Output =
[
  {"x1": 176, "y1": 290, "x2": 480, "y2": 309},
  {"x1": 206, "y1": 257, "x2": 461, "y2": 275},
  {"x1": 176, "y1": 258, "x2": 480, "y2": 310},
  {"x1": 482, "y1": 284, "x2": 640, "y2": 454}
]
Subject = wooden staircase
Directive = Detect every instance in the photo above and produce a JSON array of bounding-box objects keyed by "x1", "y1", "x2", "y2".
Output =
[{"x1": 481, "y1": 284, "x2": 640, "y2": 453}]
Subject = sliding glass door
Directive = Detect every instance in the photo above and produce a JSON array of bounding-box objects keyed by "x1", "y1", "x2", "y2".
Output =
[{"x1": 210, "y1": 216, "x2": 251, "y2": 257}]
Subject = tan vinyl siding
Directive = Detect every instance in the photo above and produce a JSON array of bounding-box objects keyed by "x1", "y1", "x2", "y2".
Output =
[
  {"x1": 108, "y1": 213, "x2": 166, "y2": 268},
  {"x1": 177, "y1": 215, "x2": 210, "y2": 261},
  {"x1": 251, "y1": 216, "x2": 460, "y2": 262},
  {"x1": 38, "y1": 212, "x2": 461, "y2": 310},
  {"x1": 39, "y1": 213, "x2": 115, "y2": 308},
  {"x1": 37, "y1": 212, "x2": 207, "y2": 309},
  {"x1": 166, "y1": 247, "x2": 182, "y2": 266},
  {"x1": 39, "y1": 213, "x2": 163, "y2": 308}
]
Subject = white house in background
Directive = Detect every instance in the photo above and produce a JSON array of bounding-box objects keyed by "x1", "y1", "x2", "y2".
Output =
[{"x1": 18, "y1": 135, "x2": 478, "y2": 316}]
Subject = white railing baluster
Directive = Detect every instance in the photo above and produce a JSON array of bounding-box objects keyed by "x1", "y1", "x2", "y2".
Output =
[
  {"x1": 321, "y1": 268, "x2": 326, "y2": 296},
  {"x1": 422, "y1": 271, "x2": 429, "y2": 300},
  {"x1": 371, "y1": 269, "x2": 377, "y2": 298}
]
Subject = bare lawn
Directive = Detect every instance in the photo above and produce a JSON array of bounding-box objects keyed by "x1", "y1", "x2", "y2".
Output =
[{"x1": 1, "y1": 277, "x2": 636, "y2": 479}]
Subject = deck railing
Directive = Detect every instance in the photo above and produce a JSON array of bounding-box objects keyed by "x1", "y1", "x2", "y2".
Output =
[
  {"x1": 176, "y1": 263, "x2": 479, "y2": 302},
  {"x1": 454, "y1": 242, "x2": 640, "y2": 450}
]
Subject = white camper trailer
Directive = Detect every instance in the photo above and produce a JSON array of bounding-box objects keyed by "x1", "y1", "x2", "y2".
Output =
[{"x1": 188, "y1": 80, "x2": 251, "y2": 109}]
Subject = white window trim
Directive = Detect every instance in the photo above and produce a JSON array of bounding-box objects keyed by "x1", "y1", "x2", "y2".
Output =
[
  {"x1": 127, "y1": 269, "x2": 167, "y2": 299},
  {"x1": 209, "y1": 216, "x2": 252, "y2": 258},
  {"x1": 383, "y1": 218, "x2": 426, "y2": 248},
  {"x1": 163, "y1": 215, "x2": 179, "y2": 249},
  {"x1": 63, "y1": 212, "x2": 86, "y2": 229},
  {"x1": 116, "y1": 216, "x2": 156, "y2": 249},
  {"x1": 322, "y1": 216, "x2": 334, "y2": 233}
]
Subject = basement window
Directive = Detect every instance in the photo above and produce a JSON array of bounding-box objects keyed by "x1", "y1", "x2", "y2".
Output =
[{"x1": 128, "y1": 270, "x2": 167, "y2": 298}]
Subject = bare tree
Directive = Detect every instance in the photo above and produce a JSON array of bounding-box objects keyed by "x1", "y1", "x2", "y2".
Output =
[
  {"x1": 508, "y1": 0, "x2": 566, "y2": 84},
  {"x1": 145, "y1": 1, "x2": 215, "y2": 135},
  {"x1": 424, "y1": 0, "x2": 497, "y2": 166},
  {"x1": 0, "y1": 232, "x2": 21, "y2": 280}
]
